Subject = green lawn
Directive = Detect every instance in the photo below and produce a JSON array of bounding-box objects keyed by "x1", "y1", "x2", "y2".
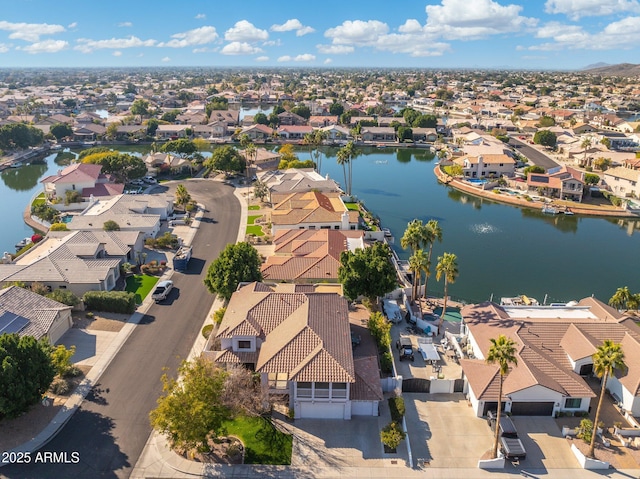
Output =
[
  {"x1": 221, "y1": 415, "x2": 292, "y2": 465},
  {"x1": 246, "y1": 225, "x2": 264, "y2": 236},
  {"x1": 247, "y1": 215, "x2": 262, "y2": 225},
  {"x1": 344, "y1": 202, "x2": 359, "y2": 211},
  {"x1": 125, "y1": 274, "x2": 159, "y2": 304},
  {"x1": 32, "y1": 193, "x2": 46, "y2": 207},
  {"x1": 248, "y1": 205, "x2": 260, "y2": 211}
]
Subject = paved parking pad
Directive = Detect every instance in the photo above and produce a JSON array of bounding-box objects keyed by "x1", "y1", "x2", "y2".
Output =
[
  {"x1": 404, "y1": 393, "x2": 493, "y2": 468},
  {"x1": 510, "y1": 416, "x2": 579, "y2": 470}
]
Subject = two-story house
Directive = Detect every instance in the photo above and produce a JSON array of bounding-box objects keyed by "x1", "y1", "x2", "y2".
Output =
[
  {"x1": 454, "y1": 154, "x2": 516, "y2": 179},
  {"x1": 527, "y1": 166, "x2": 585, "y2": 202},
  {"x1": 40, "y1": 163, "x2": 124, "y2": 202}
]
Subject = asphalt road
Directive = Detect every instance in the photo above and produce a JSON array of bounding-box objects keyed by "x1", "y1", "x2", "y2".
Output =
[
  {"x1": 1, "y1": 180, "x2": 240, "y2": 479},
  {"x1": 509, "y1": 137, "x2": 560, "y2": 171}
]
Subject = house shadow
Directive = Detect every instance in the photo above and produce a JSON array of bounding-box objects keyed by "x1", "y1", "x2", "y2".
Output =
[{"x1": 64, "y1": 329, "x2": 96, "y2": 363}]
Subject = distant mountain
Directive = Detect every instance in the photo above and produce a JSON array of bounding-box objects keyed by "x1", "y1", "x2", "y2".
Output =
[
  {"x1": 583, "y1": 63, "x2": 640, "y2": 76},
  {"x1": 581, "y1": 62, "x2": 610, "y2": 70}
]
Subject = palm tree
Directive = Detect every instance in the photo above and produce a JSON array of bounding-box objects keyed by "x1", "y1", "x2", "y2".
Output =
[
  {"x1": 336, "y1": 148, "x2": 349, "y2": 195},
  {"x1": 175, "y1": 184, "x2": 191, "y2": 210},
  {"x1": 486, "y1": 335, "x2": 518, "y2": 459},
  {"x1": 435, "y1": 252, "x2": 458, "y2": 334},
  {"x1": 423, "y1": 220, "x2": 443, "y2": 299},
  {"x1": 401, "y1": 220, "x2": 428, "y2": 297},
  {"x1": 588, "y1": 340, "x2": 626, "y2": 458},
  {"x1": 336, "y1": 141, "x2": 358, "y2": 196},
  {"x1": 581, "y1": 137, "x2": 592, "y2": 166},
  {"x1": 609, "y1": 286, "x2": 633, "y2": 311},
  {"x1": 409, "y1": 249, "x2": 429, "y2": 301},
  {"x1": 244, "y1": 142, "x2": 257, "y2": 178}
]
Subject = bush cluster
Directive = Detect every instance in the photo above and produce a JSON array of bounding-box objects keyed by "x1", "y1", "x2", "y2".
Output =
[
  {"x1": 145, "y1": 232, "x2": 180, "y2": 249},
  {"x1": 388, "y1": 397, "x2": 405, "y2": 423},
  {"x1": 83, "y1": 291, "x2": 136, "y2": 314}
]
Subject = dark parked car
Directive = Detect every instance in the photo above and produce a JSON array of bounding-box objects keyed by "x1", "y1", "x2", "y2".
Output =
[{"x1": 396, "y1": 335, "x2": 415, "y2": 362}]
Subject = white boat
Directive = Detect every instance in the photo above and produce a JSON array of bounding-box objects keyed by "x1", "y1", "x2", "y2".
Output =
[
  {"x1": 382, "y1": 227, "x2": 392, "y2": 237},
  {"x1": 500, "y1": 295, "x2": 539, "y2": 306},
  {"x1": 15, "y1": 237, "x2": 32, "y2": 250},
  {"x1": 542, "y1": 205, "x2": 559, "y2": 215}
]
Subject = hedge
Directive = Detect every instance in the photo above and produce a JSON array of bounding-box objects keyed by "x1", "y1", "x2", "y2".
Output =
[
  {"x1": 388, "y1": 397, "x2": 405, "y2": 423},
  {"x1": 83, "y1": 291, "x2": 136, "y2": 314}
]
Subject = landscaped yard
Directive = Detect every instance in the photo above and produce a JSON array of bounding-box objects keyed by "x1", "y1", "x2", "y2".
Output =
[
  {"x1": 344, "y1": 202, "x2": 360, "y2": 211},
  {"x1": 32, "y1": 193, "x2": 46, "y2": 206},
  {"x1": 125, "y1": 274, "x2": 159, "y2": 304},
  {"x1": 247, "y1": 215, "x2": 262, "y2": 224},
  {"x1": 246, "y1": 225, "x2": 264, "y2": 236},
  {"x1": 221, "y1": 415, "x2": 292, "y2": 465},
  {"x1": 248, "y1": 205, "x2": 260, "y2": 211}
]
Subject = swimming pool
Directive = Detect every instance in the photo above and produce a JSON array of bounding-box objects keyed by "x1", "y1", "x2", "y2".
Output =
[
  {"x1": 465, "y1": 178, "x2": 488, "y2": 184},
  {"x1": 60, "y1": 215, "x2": 73, "y2": 223}
]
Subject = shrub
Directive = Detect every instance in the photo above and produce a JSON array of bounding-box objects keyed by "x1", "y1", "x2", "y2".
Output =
[
  {"x1": 577, "y1": 418, "x2": 593, "y2": 444},
  {"x1": 31, "y1": 233, "x2": 43, "y2": 243},
  {"x1": 50, "y1": 377, "x2": 71, "y2": 395},
  {"x1": 31, "y1": 203, "x2": 59, "y2": 222},
  {"x1": 213, "y1": 307, "x2": 226, "y2": 325},
  {"x1": 50, "y1": 344, "x2": 76, "y2": 377},
  {"x1": 202, "y1": 324, "x2": 214, "y2": 339},
  {"x1": 103, "y1": 220, "x2": 121, "y2": 231},
  {"x1": 49, "y1": 222, "x2": 69, "y2": 231},
  {"x1": 140, "y1": 260, "x2": 166, "y2": 275},
  {"x1": 380, "y1": 421, "x2": 405, "y2": 451},
  {"x1": 83, "y1": 291, "x2": 136, "y2": 314},
  {"x1": 380, "y1": 351, "x2": 393, "y2": 374},
  {"x1": 388, "y1": 397, "x2": 405, "y2": 423},
  {"x1": 46, "y1": 289, "x2": 80, "y2": 306},
  {"x1": 30, "y1": 282, "x2": 50, "y2": 296},
  {"x1": 146, "y1": 232, "x2": 180, "y2": 250},
  {"x1": 368, "y1": 311, "x2": 391, "y2": 350}
]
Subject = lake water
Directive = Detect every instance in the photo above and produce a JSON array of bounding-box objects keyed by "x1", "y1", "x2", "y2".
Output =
[{"x1": 3, "y1": 145, "x2": 638, "y2": 305}]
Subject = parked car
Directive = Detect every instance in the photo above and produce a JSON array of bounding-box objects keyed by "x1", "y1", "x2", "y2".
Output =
[
  {"x1": 143, "y1": 176, "x2": 157, "y2": 184},
  {"x1": 152, "y1": 280, "x2": 173, "y2": 302},
  {"x1": 487, "y1": 410, "x2": 519, "y2": 438},
  {"x1": 396, "y1": 335, "x2": 415, "y2": 362},
  {"x1": 131, "y1": 179, "x2": 145, "y2": 186}
]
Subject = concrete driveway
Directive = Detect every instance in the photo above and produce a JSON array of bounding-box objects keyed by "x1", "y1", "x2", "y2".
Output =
[
  {"x1": 404, "y1": 393, "x2": 493, "y2": 468},
  {"x1": 511, "y1": 416, "x2": 579, "y2": 470}
]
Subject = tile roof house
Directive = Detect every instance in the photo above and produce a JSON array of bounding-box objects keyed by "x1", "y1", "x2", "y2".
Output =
[
  {"x1": 453, "y1": 154, "x2": 516, "y2": 179},
  {"x1": 0, "y1": 285, "x2": 73, "y2": 344},
  {"x1": 258, "y1": 168, "x2": 342, "y2": 194},
  {"x1": 459, "y1": 297, "x2": 640, "y2": 417},
  {"x1": 261, "y1": 229, "x2": 365, "y2": 282},
  {"x1": 270, "y1": 191, "x2": 359, "y2": 233},
  {"x1": 526, "y1": 166, "x2": 585, "y2": 202},
  {"x1": 40, "y1": 163, "x2": 124, "y2": 201},
  {"x1": 603, "y1": 167, "x2": 640, "y2": 199},
  {"x1": 205, "y1": 282, "x2": 379, "y2": 419}
]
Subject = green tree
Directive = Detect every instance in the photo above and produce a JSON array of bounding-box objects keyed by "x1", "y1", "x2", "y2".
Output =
[
  {"x1": 588, "y1": 340, "x2": 626, "y2": 458},
  {"x1": 584, "y1": 173, "x2": 600, "y2": 185},
  {"x1": 609, "y1": 286, "x2": 634, "y2": 311},
  {"x1": 106, "y1": 122, "x2": 119, "y2": 140},
  {"x1": 401, "y1": 219, "x2": 428, "y2": 299},
  {"x1": 533, "y1": 130, "x2": 557, "y2": 148},
  {"x1": 0, "y1": 334, "x2": 55, "y2": 419},
  {"x1": 486, "y1": 335, "x2": 518, "y2": 459},
  {"x1": 203, "y1": 146, "x2": 245, "y2": 175},
  {"x1": 49, "y1": 223, "x2": 69, "y2": 232},
  {"x1": 329, "y1": 101, "x2": 344, "y2": 116},
  {"x1": 412, "y1": 114, "x2": 437, "y2": 128},
  {"x1": 581, "y1": 137, "x2": 593, "y2": 165},
  {"x1": 103, "y1": 220, "x2": 121, "y2": 231},
  {"x1": 161, "y1": 139, "x2": 197, "y2": 158},
  {"x1": 84, "y1": 152, "x2": 146, "y2": 184},
  {"x1": 150, "y1": 356, "x2": 231, "y2": 452},
  {"x1": 161, "y1": 110, "x2": 180, "y2": 123},
  {"x1": 146, "y1": 118, "x2": 160, "y2": 137},
  {"x1": 130, "y1": 99, "x2": 150, "y2": 119},
  {"x1": 338, "y1": 242, "x2": 397, "y2": 302},
  {"x1": 303, "y1": 129, "x2": 327, "y2": 174},
  {"x1": 291, "y1": 104, "x2": 311, "y2": 119},
  {"x1": 253, "y1": 112, "x2": 268, "y2": 125},
  {"x1": 46, "y1": 289, "x2": 80, "y2": 306},
  {"x1": 594, "y1": 157, "x2": 611, "y2": 172},
  {"x1": 538, "y1": 116, "x2": 555, "y2": 127},
  {"x1": 50, "y1": 123, "x2": 73, "y2": 141},
  {"x1": 409, "y1": 250, "x2": 429, "y2": 301},
  {"x1": 380, "y1": 421, "x2": 405, "y2": 450},
  {"x1": 435, "y1": 252, "x2": 458, "y2": 333},
  {"x1": 397, "y1": 126, "x2": 413, "y2": 142},
  {"x1": 50, "y1": 344, "x2": 76, "y2": 377},
  {"x1": 253, "y1": 180, "x2": 269, "y2": 202},
  {"x1": 175, "y1": 184, "x2": 192, "y2": 210},
  {"x1": 523, "y1": 165, "x2": 546, "y2": 176},
  {"x1": 600, "y1": 137, "x2": 611, "y2": 149},
  {"x1": 204, "y1": 242, "x2": 262, "y2": 300},
  {"x1": 423, "y1": 220, "x2": 443, "y2": 299},
  {"x1": 368, "y1": 311, "x2": 392, "y2": 349}
]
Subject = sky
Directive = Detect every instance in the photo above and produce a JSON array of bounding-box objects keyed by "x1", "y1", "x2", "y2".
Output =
[{"x1": 0, "y1": 0, "x2": 639, "y2": 70}]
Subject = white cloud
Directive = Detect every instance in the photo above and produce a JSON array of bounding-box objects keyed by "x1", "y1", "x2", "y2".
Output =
[
  {"x1": 20, "y1": 39, "x2": 68, "y2": 54},
  {"x1": 161, "y1": 56, "x2": 170, "y2": 62},
  {"x1": 324, "y1": 58, "x2": 332, "y2": 64},
  {"x1": 224, "y1": 20, "x2": 268, "y2": 42},
  {"x1": 530, "y1": 16, "x2": 640, "y2": 50},
  {"x1": 277, "y1": 55, "x2": 292, "y2": 62},
  {"x1": 545, "y1": 0, "x2": 640, "y2": 20},
  {"x1": 158, "y1": 26, "x2": 218, "y2": 48},
  {"x1": 270, "y1": 19, "x2": 315, "y2": 36},
  {"x1": 316, "y1": 44, "x2": 354, "y2": 54},
  {"x1": 75, "y1": 36, "x2": 157, "y2": 53},
  {"x1": 398, "y1": 19, "x2": 423, "y2": 34},
  {"x1": 277, "y1": 54, "x2": 316, "y2": 62},
  {"x1": 0, "y1": 21, "x2": 65, "y2": 42},
  {"x1": 325, "y1": 20, "x2": 389, "y2": 45},
  {"x1": 113, "y1": 51, "x2": 122, "y2": 57},
  {"x1": 118, "y1": 22, "x2": 133, "y2": 28},
  {"x1": 0, "y1": 43, "x2": 10, "y2": 53},
  {"x1": 192, "y1": 47, "x2": 209, "y2": 53},
  {"x1": 67, "y1": 22, "x2": 77, "y2": 29},
  {"x1": 195, "y1": 13, "x2": 206, "y2": 19},
  {"x1": 424, "y1": 0, "x2": 538, "y2": 40},
  {"x1": 220, "y1": 41, "x2": 263, "y2": 55},
  {"x1": 255, "y1": 55, "x2": 269, "y2": 61},
  {"x1": 263, "y1": 39, "x2": 282, "y2": 47}
]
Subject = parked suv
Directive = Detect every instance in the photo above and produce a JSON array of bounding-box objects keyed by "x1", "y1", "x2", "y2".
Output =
[
  {"x1": 396, "y1": 335, "x2": 415, "y2": 362},
  {"x1": 487, "y1": 410, "x2": 518, "y2": 438},
  {"x1": 487, "y1": 411, "x2": 527, "y2": 461}
]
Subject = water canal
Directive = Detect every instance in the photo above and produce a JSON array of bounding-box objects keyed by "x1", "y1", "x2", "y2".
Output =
[{"x1": 2, "y1": 145, "x2": 638, "y2": 305}]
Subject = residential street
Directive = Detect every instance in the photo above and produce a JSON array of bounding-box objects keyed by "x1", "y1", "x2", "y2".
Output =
[
  {"x1": 1, "y1": 180, "x2": 240, "y2": 479},
  {"x1": 509, "y1": 137, "x2": 560, "y2": 170}
]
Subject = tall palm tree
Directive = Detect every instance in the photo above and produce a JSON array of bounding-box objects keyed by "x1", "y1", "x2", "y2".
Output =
[
  {"x1": 609, "y1": 286, "x2": 633, "y2": 311},
  {"x1": 401, "y1": 220, "x2": 427, "y2": 296},
  {"x1": 336, "y1": 141, "x2": 358, "y2": 196},
  {"x1": 588, "y1": 340, "x2": 626, "y2": 458},
  {"x1": 423, "y1": 220, "x2": 443, "y2": 299},
  {"x1": 336, "y1": 147, "x2": 349, "y2": 195},
  {"x1": 435, "y1": 252, "x2": 458, "y2": 334},
  {"x1": 581, "y1": 136, "x2": 592, "y2": 166},
  {"x1": 244, "y1": 142, "x2": 257, "y2": 178},
  {"x1": 175, "y1": 184, "x2": 191, "y2": 210},
  {"x1": 486, "y1": 335, "x2": 518, "y2": 459},
  {"x1": 409, "y1": 249, "x2": 429, "y2": 301}
]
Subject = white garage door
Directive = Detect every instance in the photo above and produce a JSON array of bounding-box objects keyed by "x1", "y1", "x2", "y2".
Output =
[
  {"x1": 352, "y1": 401, "x2": 377, "y2": 416},
  {"x1": 299, "y1": 402, "x2": 345, "y2": 419}
]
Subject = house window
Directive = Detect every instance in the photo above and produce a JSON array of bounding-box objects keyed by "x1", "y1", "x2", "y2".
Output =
[
  {"x1": 297, "y1": 382, "x2": 312, "y2": 398},
  {"x1": 334, "y1": 225, "x2": 340, "y2": 229},
  {"x1": 238, "y1": 340, "x2": 251, "y2": 350},
  {"x1": 332, "y1": 383, "x2": 347, "y2": 398},
  {"x1": 315, "y1": 382, "x2": 330, "y2": 398},
  {"x1": 268, "y1": 372, "x2": 288, "y2": 389},
  {"x1": 565, "y1": 398, "x2": 581, "y2": 409}
]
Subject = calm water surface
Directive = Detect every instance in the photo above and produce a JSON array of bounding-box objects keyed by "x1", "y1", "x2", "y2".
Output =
[{"x1": 3, "y1": 145, "x2": 638, "y2": 304}]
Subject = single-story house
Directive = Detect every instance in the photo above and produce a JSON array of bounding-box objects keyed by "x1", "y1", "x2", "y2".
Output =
[{"x1": 258, "y1": 168, "x2": 342, "y2": 194}]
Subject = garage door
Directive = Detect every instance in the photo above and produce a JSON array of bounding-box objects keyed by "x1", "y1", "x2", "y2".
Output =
[
  {"x1": 482, "y1": 401, "x2": 506, "y2": 416},
  {"x1": 510, "y1": 401, "x2": 554, "y2": 416},
  {"x1": 299, "y1": 402, "x2": 345, "y2": 419}
]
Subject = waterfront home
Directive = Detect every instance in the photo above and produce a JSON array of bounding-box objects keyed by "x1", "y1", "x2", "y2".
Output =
[
  {"x1": 261, "y1": 229, "x2": 365, "y2": 282},
  {"x1": 278, "y1": 111, "x2": 307, "y2": 126},
  {"x1": 526, "y1": 166, "x2": 585, "y2": 202},
  {"x1": 453, "y1": 154, "x2": 515, "y2": 179},
  {"x1": 204, "y1": 282, "x2": 381, "y2": 419},
  {"x1": 208, "y1": 109, "x2": 239, "y2": 127},
  {"x1": 72, "y1": 123, "x2": 106, "y2": 142},
  {"x1": 412, "y1": 127, "x2": 438, "y2": 143},
  {"x1": 603, "y1": 167, "x2": 640, "y2": 199},
  {"x1": 114, "y1": 124, "x2": 147, "y2": 141},
  {"x1": 241, "y1": 148, "x2": 282, "y2": 170},
  {"x1": 258, "y1": 168, "x2": 341, "y2": 194},
  {"x1": 277, "y1": 125, "x2": 314, "y2": 140},
  {"x1": 319, "y1": 124, "x2": 351, "y2": 142},
  {"x1": 155, "y1": 124, "x2": 189, "y2": 140},
  {"x1": 360, "y1": 126, "x2": 396, "y2": 143},
  {"x1": 40, "y1": 163, "x2": 124, "y2": 202},
  {"x1": 270, "y1": 191, "x2": 359, "y2": 233},
  {"x1": 143, "y1": 152, "x2": 190, "y2": 173},
  {"x1": 239, "y1": 124, "x2": 274, "y2": 141},
  {"x1": 308, "y1": 116, "x2": 338, "y2": 128},
  {"x1": 460, "y1": 297, "x2": 640, "y2": 417},
  {"x1": 0, "y1": 285, "x2": 72, "y2": 344}
]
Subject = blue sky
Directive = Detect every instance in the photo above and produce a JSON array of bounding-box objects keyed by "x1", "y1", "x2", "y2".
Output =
[{"x1": 1, "y1": 0, "x2": 639, "y2": 69}]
